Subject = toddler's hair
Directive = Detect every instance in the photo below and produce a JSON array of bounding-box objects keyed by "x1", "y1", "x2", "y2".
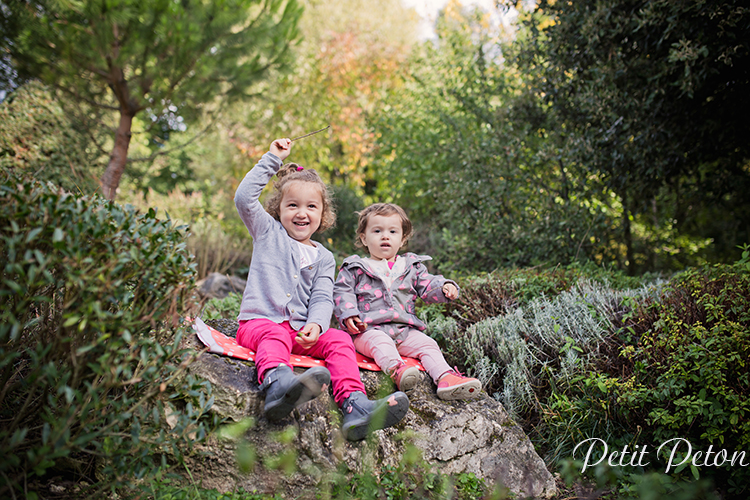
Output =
[
  {"x1": 265, "y1": 163, "x2": 336, "y2": 232},
  {"x1": 355, "y1": 203, "x2": 413, "y2": 248}
]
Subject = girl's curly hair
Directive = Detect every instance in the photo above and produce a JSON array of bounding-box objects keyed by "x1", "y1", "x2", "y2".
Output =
[
  {"x1": 265, "y1": 163, "x2": 336, "y2": 232},
  {"x1": 354, "y1": 203, "x2": 413, "y2": 248}
]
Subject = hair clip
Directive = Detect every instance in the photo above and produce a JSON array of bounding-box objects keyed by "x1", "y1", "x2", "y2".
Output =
[{"x1": 296, "y1": 166, "x2": 304, "y2": 171}]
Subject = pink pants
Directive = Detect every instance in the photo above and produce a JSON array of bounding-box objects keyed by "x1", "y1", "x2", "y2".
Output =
[
  {"x1": 237, "y1": 319, "x2": 365, "y2": 405},
  {"x1": 352, "y1": 327, "x2": 452, "y2": 383}
]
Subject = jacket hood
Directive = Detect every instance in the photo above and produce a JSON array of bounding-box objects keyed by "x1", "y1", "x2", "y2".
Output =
[{"x1": 341, "y1": 252, "x2": 432, "y2": 272}]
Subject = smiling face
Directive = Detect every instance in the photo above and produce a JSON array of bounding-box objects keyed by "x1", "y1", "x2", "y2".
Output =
[
  {"x1": 360, "y1": 213, "x2": 404, "y2": 262},
  {"x1": 279, "y1": 181, "x2": 323, "y2": 246}
]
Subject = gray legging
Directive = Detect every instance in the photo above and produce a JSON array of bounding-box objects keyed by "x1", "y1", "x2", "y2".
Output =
[{"x1": 352, "y1": 326, "x2": 452, "y2": 383}]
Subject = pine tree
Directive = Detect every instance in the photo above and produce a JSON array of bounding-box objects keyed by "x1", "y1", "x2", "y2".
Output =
[{"x1": 1, "y1": 0, "x2": 302, "y2": 199}]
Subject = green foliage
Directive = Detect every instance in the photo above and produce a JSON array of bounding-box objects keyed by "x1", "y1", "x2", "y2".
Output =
[
  {"x1": 369, "y1": 0, "x2": 749, "y2": 274},
  {"x1": 532, "y1": 0, "x2": 750, "y2": 175},
  {"x1": 445, "y1": 262, "x2": 651, "y2": 330},
  {"x1": 491, "y1": 258, "x2": 749, "y2": 495},
  {"x1": 559, "y1": 459, "x2": 720, "y2": 500},
  {"x1": 166, "y1": 419, "x2": 494, "y2": 500},
  {"x1": 0, "y1": 171, "x2": 215, "y2": 497},
  {"x1": 226, "y1": 0, "x2": 418, "y2": 189},
  {"x1": 0, "y1": 81, "x2": 104, "y2": 194},
  {"x1": 1, "y1": 0, "x2": 303, "y2": 198},
  {"x1": 4, "y1": 0, "x2": 302, "y2": 119},
  {"x1": 129, "y1": 150, "x2": 200, "y2": 199},
  {"x1": 459, "y1": 279, "x2": 660, "y2": 419},
  {"x1": 369, "y1": 5, "x2": 615, "y2": 273},
  {"x1": 202, "y1": 293, "x2": 243, "y2": 321},
  {"x1": 146, "y1": 480, "x2": 280, "y2": 500},
  {"x1": 147, "y1": 464, "x2": 488, "y2": 500},
  {"x1": 121, "y1": 185, "x2": 253, "y2": 279},
  {"x1": 524, "y1": 0, "x2": 750, "y2": 269},
  {"x1": 321, "y1": 442, "x2": 489, "y2": 500},
  {"x1": 421, "y1": 263, "x2": 660, "y2": 422},
  {"x1": 615, "y1": 260, "x2": 750, "y2": 491}
]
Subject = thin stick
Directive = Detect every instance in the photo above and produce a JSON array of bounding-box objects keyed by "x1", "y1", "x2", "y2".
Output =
[{"x1": 291, "y1": 125, "x2": 330, "y2": 142}]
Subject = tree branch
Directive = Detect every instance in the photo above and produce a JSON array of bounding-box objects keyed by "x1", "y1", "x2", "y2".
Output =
[{"x1": 126, "y1": 104, "x2": 226, "y2": 163}]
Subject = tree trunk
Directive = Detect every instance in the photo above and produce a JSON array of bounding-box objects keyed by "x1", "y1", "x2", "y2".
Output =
[
  {"x1": 100, "y1": 108, "x2": 134, "y2": 200},
  {"x1": 101, "y1": 30, "x2": 138, "y2": 201}
]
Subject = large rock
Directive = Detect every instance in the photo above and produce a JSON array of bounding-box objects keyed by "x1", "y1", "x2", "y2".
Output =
[
  {"x1": 196, "y1": 273, "x2": 246, "y2": 299},
  {"x1": 182, "y1": 319, "x2": 556, "y2": 499}
]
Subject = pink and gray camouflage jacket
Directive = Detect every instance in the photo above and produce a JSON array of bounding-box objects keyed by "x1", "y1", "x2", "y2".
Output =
[{"x1": 333, "y1": 253, "x2": 459, "y2": 342}]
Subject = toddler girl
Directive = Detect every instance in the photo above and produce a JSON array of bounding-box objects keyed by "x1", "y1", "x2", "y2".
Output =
[
  {"x1": 333, "y1": 203, "x2": 482, "y2": 400},
  {"x1": 234, "y1": 139, "x2": 409, "y2": 440}
]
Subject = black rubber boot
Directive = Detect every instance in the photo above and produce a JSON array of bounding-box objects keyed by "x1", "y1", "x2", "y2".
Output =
[
  {"x1": 340, "y1": 390, "x2": 409, "y2": 441},
  {"x1": 261, "y1": 364, "x2": 331, "y2": 422}
]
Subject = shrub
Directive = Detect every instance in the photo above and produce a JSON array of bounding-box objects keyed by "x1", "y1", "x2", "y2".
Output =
[
  {"x1": 122, "y1": 187, "x2": 252, "y2": 279},
  {"x1": 202, "y1": 293, "x2": 243, "y2": 321},
  {"x1": 524, "y1": 256, "x2": 748, "y2": 496},
  {"x1": 616, "y1": 259, "x2": 750, "y2": 493},
  {"x1": 444, "y1": 262, "x2": 650, "y2": 330},
  {"x1": 0, "y1": 82, "x2": 104, "y2": 194},
  {"x1": 0, "y1": 172, "x2": 215, "y2": 498},
  {"x1": 430, "y1": 276, "x2": 662, "y2": 421},
  {"x1": 320, "y1": 183, "x2": 365, "y2": 259}
]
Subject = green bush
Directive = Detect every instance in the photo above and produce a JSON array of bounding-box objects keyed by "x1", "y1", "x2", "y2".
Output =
[
  {"x1": 444, "y1": 262, "x2": 650, "y2": 330},
  {"x1": 0, "y1": 172, "x2": 215, "y2": 498},
  {"x1": 202, "y1": 293, "x2": 243, "y2": 321},
  {"x1": 427, "y1": 269, "x2": 661, "y2": 421},
  {"x1": 525, "y1": 256, "x2": 749, "y2": 497},
  {"x1": 616, "y1": 259, "x2": 750, "y2": 493},
  {"x1": 0, "y1": 82, "x2": 104, "y2": 194},
  {"x1": 321, "y1": 183, "x2": 365, "y2": 260},
  {"x1": 120, "y1": 187, "x2": 253, "y2": 279}
]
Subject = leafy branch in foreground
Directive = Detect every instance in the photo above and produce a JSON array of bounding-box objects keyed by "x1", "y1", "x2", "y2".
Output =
[{"x1": 0, "y1": 172, "x2": 216, "y2": 498}]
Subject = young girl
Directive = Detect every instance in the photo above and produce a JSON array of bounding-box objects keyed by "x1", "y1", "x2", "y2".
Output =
[
  {"x1": 333, "y1": 203, "x2": 482, "y2": 400},
  {"x1": 234, "y1": 139, "x2": 409, "y2": 441}
]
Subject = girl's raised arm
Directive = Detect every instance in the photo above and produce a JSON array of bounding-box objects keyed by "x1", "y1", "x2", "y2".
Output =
[{"x1": 234, "y1": 140, "x2": 291, "y2": 238}]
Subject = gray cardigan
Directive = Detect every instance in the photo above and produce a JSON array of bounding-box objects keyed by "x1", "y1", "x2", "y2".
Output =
[{"x1": 234, "y1": 152, "x2": 335, "y2": 332}]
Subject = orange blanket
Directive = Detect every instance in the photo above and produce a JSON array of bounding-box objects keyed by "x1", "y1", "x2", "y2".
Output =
[{"x1": 192, "y1": 317, "x2": 424, "y2": 372}]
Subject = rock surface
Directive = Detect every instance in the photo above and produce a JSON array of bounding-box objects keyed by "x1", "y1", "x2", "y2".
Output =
[
  {"x1": 183, "y1": 319, "x2": 557, "y2": 499},
  {"x1": 196, "y1": 273, "x2": 246, "y2": 299}
]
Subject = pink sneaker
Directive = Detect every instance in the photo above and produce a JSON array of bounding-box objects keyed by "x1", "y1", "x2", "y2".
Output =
[
  {"x1": 436, "y1": 369, "x2": 481, "y2": 400},
  {"x1": 391, "y1": 363, "x2": 421, "y2": 392}
]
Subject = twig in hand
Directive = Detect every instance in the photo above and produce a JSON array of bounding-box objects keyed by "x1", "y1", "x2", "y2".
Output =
[{"x1": 291, "y1": 125, "x2": 330, "y2": 142}]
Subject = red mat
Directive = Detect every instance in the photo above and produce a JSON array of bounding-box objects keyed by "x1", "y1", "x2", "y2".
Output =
[{"x1": 191, "y1": 317, "x2": 424, "y2": 372}]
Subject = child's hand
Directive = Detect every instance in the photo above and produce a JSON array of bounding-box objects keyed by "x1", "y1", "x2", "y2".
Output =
[
  {"x1": 443, "y1": 283, "x2": 459, "y2": 301},
  {"x1": 270, "y1": 138, "x2": 292, "y2": 161},
  {"x1": 296, "y1": 322, "x2": 321, "y2": 349},
  {"x1": 344, "y1": 316, "x2": 366, "y2": 334}
]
